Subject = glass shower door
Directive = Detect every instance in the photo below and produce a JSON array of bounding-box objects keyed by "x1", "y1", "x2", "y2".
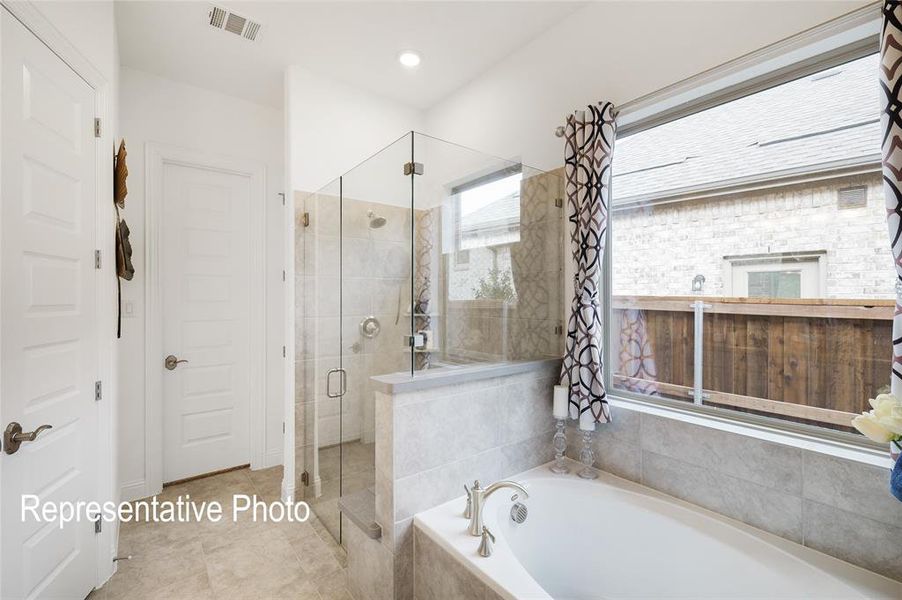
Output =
[
  {"x1": 335, "y1": 135, "x2": 413, "y2": 543},
  {"x1": 300, "y1": 134, "x2": 414, "y2": 546},
  {"x1": 299, "y1": 177, "x2": 344, "y2": 542}
]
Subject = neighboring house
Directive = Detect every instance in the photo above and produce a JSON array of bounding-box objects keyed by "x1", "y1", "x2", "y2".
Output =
[
  {"x1": 448, "y1": 189, "x2": 521, "y2": 301},
  {"x1": 611, "y1": 53, "x2": 893, "y2": 300}
]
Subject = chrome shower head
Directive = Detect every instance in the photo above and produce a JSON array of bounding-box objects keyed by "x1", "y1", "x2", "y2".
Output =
[{"x1": 367, "y1": 210, "x2": 387, "y2": 229}]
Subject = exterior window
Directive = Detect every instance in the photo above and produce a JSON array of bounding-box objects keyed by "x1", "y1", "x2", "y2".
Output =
[
  {"x1": 446, "y1": 168, "x2": 521, "y2": 301},
  {"x1": 724, "y1": 252, "x2": 825, "y2": 298},
  {"x1": 609, "y1": 52, "x2": 889, "y2": 438}
]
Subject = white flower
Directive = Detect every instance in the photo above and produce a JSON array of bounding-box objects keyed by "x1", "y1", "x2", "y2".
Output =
[
  {"x1": 867, "y1": 394, "x2": 902, "y2": 436},
  {"x1": 868, "y1": 393, "x2": 900, "y2": 412},
  {"x1": 852, "y1": 413, "x2": 897, "y2": 443}
]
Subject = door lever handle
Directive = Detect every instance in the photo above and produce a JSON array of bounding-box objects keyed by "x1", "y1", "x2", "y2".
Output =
[
  {"x1": 164, "y1": 355, "x2": 189, "y2": 370},
  {"x1": 4, "y1": 422, "x2": 52, "y2": 454}
]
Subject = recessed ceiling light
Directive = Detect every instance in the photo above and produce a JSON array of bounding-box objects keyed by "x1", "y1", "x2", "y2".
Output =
[{"x1": 399, "y1": 51, "x2": 421, "y2": 68}]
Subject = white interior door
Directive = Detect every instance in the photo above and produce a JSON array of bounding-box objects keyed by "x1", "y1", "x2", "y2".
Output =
[
  {"x1": 1, "y1": 9, "x2": 98, "y2": 600},
  {"x1": 160, "y1": 161, "x2": 253, "y2": 482}
]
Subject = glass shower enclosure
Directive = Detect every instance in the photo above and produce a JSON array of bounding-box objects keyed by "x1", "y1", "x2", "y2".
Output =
[{"x1": 295, "y1": 132, "x2": 564, "y2": 544}]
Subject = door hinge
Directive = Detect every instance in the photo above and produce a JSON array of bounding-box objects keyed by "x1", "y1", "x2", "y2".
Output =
[
  {"x1": 282, "y1": 422, "x2": 285, "y2": 434},
  {"x1": 554, "y1": 323, "x2": 564, "y2": 335},
  {"x1": 94, "y1": 514, "x2": 102, "y2": 534},
  {"x1": 282, "y1": 270, "x2": 286, "y2": 282},
  {"x1": 301, "y1": 471, "x2": 310, "y2": 487},
  {"x1": 94, "y1": 118, "x2": 102, "y2": 138},
  {"x1": 278, "y1": 192, "x2": 286, "y2": 206},
  {"x1": 282, "y1": 346, "x2": 286, "y2": 358},
  {"x1": 302, "y1": 212, "x2": 310, "y2": 228},
  {"x1": 95, "y1": 380, "x2": 102, "y2": 402},
  {"x1": 554, "y1": 197, "x2": 563, "y2": 208},
  {"x1": 94, "y1": 249, "x2": 102, "y2": 269},
  {"x1": 403, "y1": 162, "x2": 424, "y2": 176}
]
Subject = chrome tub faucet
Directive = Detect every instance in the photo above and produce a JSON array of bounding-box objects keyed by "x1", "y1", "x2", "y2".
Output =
[{"x1": 466, "y1": 479, "x2": 529, "y2": 536}]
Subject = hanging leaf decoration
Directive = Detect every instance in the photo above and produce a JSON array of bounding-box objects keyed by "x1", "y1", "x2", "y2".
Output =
[{"x1": 114, "y1": 140, "x2": 128, "y2": 209}]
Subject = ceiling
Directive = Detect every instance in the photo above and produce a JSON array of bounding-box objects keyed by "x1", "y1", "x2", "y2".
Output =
[{"x1": 115, "y1": 1, "x2": 585, "y2": 109}]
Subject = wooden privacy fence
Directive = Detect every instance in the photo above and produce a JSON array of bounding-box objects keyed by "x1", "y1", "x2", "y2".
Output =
[{"x1": 612, "y1": 296, "x2": 895, "y2": 429}]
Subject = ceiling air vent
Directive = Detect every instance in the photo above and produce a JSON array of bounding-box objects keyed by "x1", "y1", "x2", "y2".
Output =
[{"x1": 207, "y1": 5, "x2": 262, "y2": 42}]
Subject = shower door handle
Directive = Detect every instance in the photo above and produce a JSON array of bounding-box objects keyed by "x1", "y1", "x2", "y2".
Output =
[{"x1": 326, "y1": 368, "x2": 347, "y2": 398}]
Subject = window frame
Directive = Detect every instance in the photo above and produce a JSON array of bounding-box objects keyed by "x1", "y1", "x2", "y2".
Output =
[
  {"x1": 603, "y1": 5, "x2": 887, "y2": 456},
  {"x1": 723, "y1": 251, "x2": 826, "y2": 298}
]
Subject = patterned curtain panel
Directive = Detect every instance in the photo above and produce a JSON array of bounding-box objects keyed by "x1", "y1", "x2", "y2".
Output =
[
  {"x1": 617, "y1": 309, "x2": 659, "y2": 396},
  {"x1": 882, "y1": 2, "x2": 902, "y2": 395},
  {"x1": 560, "y1": 102, "x2": 616, "y2": 423}
]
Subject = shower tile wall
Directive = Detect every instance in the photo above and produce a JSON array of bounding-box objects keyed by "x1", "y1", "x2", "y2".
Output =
[
  {"x1": 300, "y1": 193, "x2": 411, "y2": 447},
  {"x1": 295, "y1": 190, "x2": 412, "y2": 539}
]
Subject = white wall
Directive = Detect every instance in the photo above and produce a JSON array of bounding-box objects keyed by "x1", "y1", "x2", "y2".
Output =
[
  {"x1": 287, "y1": 66, "x2": 424, "y2": 193},
  {"x1": 118, "y1": 67, "x2": 285, "y2": 500},
  {"x1": 35, "y1": 1, "x2": 119, "y2": 87},
  {"x1": 424, "y1": 0, "x2": 870, "y2": 171}
]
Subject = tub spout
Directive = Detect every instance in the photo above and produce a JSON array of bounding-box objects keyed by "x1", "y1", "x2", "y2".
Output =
[{"x1": 467, "y1": 480, "x2": 529, "y2": 536}]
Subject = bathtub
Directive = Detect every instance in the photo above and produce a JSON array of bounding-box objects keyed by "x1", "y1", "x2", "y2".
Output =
[{"x1": 413, "y1": 464, "x2": 902, "y2": 599}]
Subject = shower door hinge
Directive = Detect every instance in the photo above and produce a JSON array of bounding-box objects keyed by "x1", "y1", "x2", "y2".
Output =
[
  {"x1": 301, "y1": 471, "x2": 310, "y2": 487},
  {"x1": 282, "y1": 345, "x2": 286, "y2": 358},
  {"x1": 302, "y1": 212, "x2": 310, "y2": 227},
  {"x1": 282, "y1": 270, "x2": 286, "y2": 282},
  {"x1": 94, "y1": 514, "x2": 102, "y2": 534},
  {"x1": 282, "y1": 422, "x2": 285, "y2": 434},
  {"x1": 553, "y1": 324, "x2": 563, "y2": 336},
  {"x1": 554, "y1": 197, "x2": 563, "y2": 208},
  {"x1": 94, "y1": 118, "x2": 102, "y2": 138},
  {"x1": 95, "y1": 249, "x2": 102, "y2": 269},
  {"x1": 95, "y1": 380, "x2": 102, "y2": 402},
  {"x1": 278, "y1": 192, "x2": 286, "y2": 206},
  {"x1": 403, "y1": 162, "x2": 424, "y2": 176}
]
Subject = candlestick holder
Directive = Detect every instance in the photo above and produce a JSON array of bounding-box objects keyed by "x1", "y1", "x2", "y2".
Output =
[
  {"x1": 577, "y1": 430, "x2": 598, "y2": 479},
  {"x1": 550, "y1": 418, "x2": 569, "y2": 474}
]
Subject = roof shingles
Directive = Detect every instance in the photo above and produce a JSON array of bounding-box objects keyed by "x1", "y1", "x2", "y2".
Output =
[{"x1": 613, "y1": 53, "x2": 881, "y2": 202}]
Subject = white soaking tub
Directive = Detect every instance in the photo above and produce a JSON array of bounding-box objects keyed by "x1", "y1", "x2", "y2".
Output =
[{"x1": 413, "y1": 464, "x2": 902, "y2": 599}]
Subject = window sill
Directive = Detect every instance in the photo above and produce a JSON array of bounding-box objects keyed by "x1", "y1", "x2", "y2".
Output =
[{"x1": 608, "y1": 392, "x2": 894, "y2": 470}]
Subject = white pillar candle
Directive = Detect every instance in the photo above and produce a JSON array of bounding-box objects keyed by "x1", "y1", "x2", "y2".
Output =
[
  {"x1": 579, "y1": 408, "x2": 596, "y2": 432},
  {"x1": 553, "y1": 386, "x2": 569, "y2": 419}
]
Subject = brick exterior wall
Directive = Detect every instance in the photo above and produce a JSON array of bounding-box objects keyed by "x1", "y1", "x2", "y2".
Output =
[{"x1": 611, "y1": 172, "x2": 895, "y2": 299}]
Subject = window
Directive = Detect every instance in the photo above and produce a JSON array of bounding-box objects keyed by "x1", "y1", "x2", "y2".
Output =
[
  {"x1": 724, "y1": 251, "x2": 825, "y2": 298},
  {"x1": 609, "y1": 51, "x2": 890, "y2": 440},
  {"x1": 454, "y1": 249, "x2": 471, "y2": 270},
  {"x1": 446, "y1": 167, "x2": 522, "y2": 302}
]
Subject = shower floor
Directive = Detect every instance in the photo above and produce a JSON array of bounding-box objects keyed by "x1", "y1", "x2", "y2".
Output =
[{"x1": 307, "y1": 440, "x2": 376, "y2": 543}]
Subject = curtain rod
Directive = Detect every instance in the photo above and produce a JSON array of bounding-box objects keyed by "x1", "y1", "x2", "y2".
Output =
[{"x1": 554, "y1": 106, "x2": 620, "y2": 137}]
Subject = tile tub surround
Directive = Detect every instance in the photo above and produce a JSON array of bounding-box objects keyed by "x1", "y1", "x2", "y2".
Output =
[
  {"x1": 566, "y1": 405, "x2": 902, "y2": 582},
  {"x1": 344, "y1": 360, "x2": 560, "y2": 599},
  {"x1": 413, "y1": 527, "x2": 503, "y2": 600}
]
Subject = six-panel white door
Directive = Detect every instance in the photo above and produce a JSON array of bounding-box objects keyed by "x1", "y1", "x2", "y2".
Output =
[
  {"x1": 160, "y1": 162, "x2": 252, "y2": 482},
  {"x1": 0, "y1": 9, "x2": 98, "y2": 599}
]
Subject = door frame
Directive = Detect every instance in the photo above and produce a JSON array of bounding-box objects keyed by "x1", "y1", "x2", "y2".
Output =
[
  {"x1": 0, "y1": 0, "x2": 116, "y2": 589},
  {"x1": 144, "y1": 143, "x2": 266, "y2": 493}
]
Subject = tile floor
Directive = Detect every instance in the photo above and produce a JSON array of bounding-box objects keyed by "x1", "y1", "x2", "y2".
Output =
[{"x1": 89, "y1": 466, "x2": 352, "y2": 600}]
